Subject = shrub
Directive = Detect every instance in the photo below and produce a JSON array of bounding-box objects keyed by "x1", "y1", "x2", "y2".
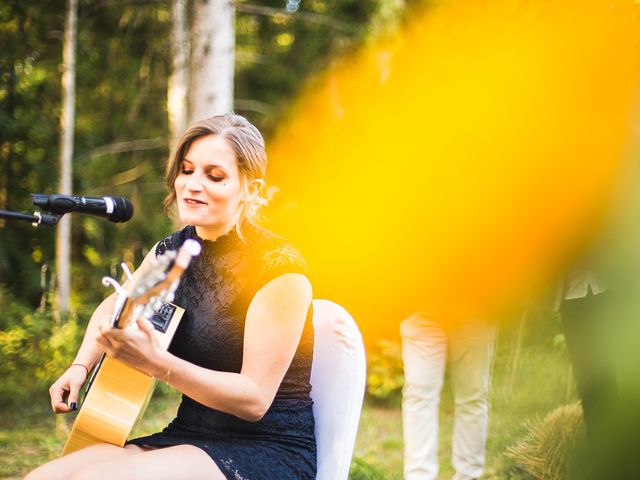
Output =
[
  {"x1": 0, "y1": 286, "x2": 84, "y2": 406},
  {"x1": 366, "y1": 338, "x2": 404, "y2": 404}
]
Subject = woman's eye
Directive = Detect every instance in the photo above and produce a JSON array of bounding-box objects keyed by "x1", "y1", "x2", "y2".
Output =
[
  {"x1": 208, "y1": 175, "x2": 224, "y2": 182},
  {"x1": 180, "y1": 168, "x2": 193, "y2": 175}
]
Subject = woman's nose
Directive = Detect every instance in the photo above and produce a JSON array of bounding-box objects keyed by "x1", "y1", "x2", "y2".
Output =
[{"x1": 185, "y1": 176, "x2": 204, "y2": 191}]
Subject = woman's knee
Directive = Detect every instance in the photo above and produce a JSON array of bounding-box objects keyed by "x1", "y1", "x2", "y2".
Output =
[
  {"x1": 24, "y1": 459, "x2": 70, "y2": 480},
  {"x1": 23, "y1": 467, "x2": 45, "y2": 480}
]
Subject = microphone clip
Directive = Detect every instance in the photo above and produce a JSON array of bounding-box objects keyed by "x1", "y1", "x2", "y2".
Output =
[
  {"x1": 32, "y1": 211, "x2": 62, "y2": 227},
  {"x1": 0, "y1": 208, "x2": 62, "y2": 227}
]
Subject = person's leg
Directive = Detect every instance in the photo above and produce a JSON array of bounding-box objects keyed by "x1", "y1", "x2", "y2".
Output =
[
  {"x1": 25, "y1": 443, "x2": 144, "y2": 480},
  {"x1": 561, "y1": 292, "x2": 619, "y2": 479},
  {"x1": 69, "y1": 445, "x2": 226, "y2": 480},
  {"x1": 560, "y1": 293, "x2": 617, "y2": 436},
  {"x1": 400, "y1": 313, "x2": 448, "y2": 480},
  {"x1": 448, "y1": 318, "x2": 496, "y2": 480},
  {"x1": 25, "y1": 443, "x2": 226, "y2": 480}
]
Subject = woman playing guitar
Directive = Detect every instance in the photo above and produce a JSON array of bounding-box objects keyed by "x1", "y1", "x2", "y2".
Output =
[{"x1": 26, "y1": 114, "x2": 316, "y2": 480}]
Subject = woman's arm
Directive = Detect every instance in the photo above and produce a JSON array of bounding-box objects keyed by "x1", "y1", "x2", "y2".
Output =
[
  {"x1": 99, "y1": 272, "x2": 312, "y2": 421},
  {"x1": 49, "y1": 294, "x2": 116, "y2": 413},
  {"x1": 49, "y1": 242, "x2": 160, "y2": 413}
]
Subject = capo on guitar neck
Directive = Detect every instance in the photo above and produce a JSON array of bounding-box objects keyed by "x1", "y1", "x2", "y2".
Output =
[
  {"x1": 121, "y1": 262, "x2": 134, "y2": 282},
  {"x1": 101, "y1": 276, "x2": 126, "y2": 296}
]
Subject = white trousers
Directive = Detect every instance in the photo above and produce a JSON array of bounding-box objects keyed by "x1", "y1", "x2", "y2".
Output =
[{"x1": 400, "y1": 314, "x2": 496, "y2": 480}]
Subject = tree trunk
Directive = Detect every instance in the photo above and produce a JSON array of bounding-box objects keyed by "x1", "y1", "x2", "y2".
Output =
[
  {"x1": 168, "y1": 0, "x2": 189, "y2": 147},
  {"x1": 188, "y1": 0, "x2": 235, "y2": 123},
  {"x1": 56, "y1": 0, "x2": 77, "y2": 314}
]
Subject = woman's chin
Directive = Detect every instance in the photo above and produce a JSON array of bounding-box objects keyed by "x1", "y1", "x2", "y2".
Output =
[{"x1": 178, "y1": 210, "x2": 207, "y2": 225}]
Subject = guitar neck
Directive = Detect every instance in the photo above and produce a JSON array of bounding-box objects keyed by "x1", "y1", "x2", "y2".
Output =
[
  {"x1": 111, "y1": 293, "x2": 133, "y2": 329},
  {"x1": 61, "y1": 241, "x2": 200, "y2": 456}
]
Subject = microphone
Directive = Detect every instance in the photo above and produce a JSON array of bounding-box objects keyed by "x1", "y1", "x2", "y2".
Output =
[{"x1": 31, "y1": 193, "x2": 134, "y2": 223}]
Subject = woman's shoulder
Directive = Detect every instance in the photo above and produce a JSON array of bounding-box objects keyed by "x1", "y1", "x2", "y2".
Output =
[{"x1": 245, "y1": 224, "x2": 308, "y2": 277}]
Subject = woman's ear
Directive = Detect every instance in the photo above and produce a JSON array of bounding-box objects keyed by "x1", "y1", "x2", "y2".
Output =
[{"x1": 246, "y1": 179, "x2": 265, "y2": 202}]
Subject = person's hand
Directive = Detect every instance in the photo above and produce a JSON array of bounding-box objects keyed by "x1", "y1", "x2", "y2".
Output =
[
  {"x1": 96, "y1": 317, "x2": 162, "y2": 377},
  {"x1": 49, "y1": 364, "x2": 88, "y2": 414}
]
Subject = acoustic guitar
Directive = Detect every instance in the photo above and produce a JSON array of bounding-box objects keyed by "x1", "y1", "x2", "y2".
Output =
[{"x1": 61, "y1": 239, "x2": 201, "y2": 455}]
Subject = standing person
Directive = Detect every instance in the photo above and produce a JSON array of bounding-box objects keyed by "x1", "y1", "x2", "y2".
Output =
[
  {"x1": 558, "y1": 268, "x2": 614, "y2": 437},
  {"x1": 26, "y1": 113, "x2": 317, "y2": 480},
  {"x1": 557, "y1": 267, "x2": 620, "y2": 479},
  {"x1": 400, "y1": 314, "x2": 496, "y2": 480}
]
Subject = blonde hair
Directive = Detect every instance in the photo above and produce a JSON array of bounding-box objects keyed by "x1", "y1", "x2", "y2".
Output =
[{"x1": 164, "y1": 113, "x2": 268, "y2": 227}]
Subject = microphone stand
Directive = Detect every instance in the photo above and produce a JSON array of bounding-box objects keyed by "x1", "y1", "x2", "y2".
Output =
[{"x1": 0, "y1": 209, "x2": 62, "y2": 227}]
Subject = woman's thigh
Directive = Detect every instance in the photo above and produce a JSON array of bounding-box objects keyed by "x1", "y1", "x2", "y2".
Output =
[
  {"x1": 25, "y1": 443, "x2": 225, "y2": 480},
  {"x1": 25, "y1": 443, "x2": 141, "y2": 480},
  {"x1": 70, "y1": 444, "x2": 226, "y2": 480}
]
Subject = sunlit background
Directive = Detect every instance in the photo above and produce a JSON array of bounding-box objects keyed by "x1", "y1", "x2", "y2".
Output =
[
  {"x1": 266, "y1": 0, "x2": 640, "y2": 337},
  {"x1": 3, "y1": 0, "x2": 640, "y2": 477}
]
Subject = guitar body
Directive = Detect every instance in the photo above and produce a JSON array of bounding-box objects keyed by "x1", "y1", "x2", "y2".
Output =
[
  {"x1": 61, "y1": 304, "x2": 184, "y2": 455},
  {"x1": 61, "y1": 358, "x2": 155, "y2": 455}
]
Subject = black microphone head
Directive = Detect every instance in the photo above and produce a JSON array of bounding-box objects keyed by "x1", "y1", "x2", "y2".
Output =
[{"x1": 109, "y1": 197, "x2": 134, "y2": 222}]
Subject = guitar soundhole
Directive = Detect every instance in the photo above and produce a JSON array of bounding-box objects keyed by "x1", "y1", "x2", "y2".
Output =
[{"x1": 150, "y1": 303, "x2": 177, "y2": 333}]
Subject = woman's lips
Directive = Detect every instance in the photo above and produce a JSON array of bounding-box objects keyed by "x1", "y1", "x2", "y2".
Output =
[{"x1": 183, "y1": 197, "x2": 207, "y2": 206}]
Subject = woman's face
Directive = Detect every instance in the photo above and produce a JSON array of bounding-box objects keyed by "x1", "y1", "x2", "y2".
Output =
[{"x1": 174, "y1": 134, "x2": 245, "y2": 240}]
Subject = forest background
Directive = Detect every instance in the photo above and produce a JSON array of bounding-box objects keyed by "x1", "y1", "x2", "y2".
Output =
[{"x1": 2, "y1": 1, "x2": 640, "y2": 478}]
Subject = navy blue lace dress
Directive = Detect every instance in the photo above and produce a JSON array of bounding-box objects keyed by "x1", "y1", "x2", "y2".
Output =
[{"x1": 128, "y1": 224, "x2": 317, "y2": 479}]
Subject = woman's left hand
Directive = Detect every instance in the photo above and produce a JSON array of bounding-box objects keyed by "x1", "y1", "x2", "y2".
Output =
[{"x1": 96, "y1": 317, "x2": 163, "y2": 376}]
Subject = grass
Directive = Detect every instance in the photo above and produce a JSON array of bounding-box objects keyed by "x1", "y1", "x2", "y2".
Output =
[
  {"x1": 352, "y1": 400, "x2": 404, "y2": 479},
  {"x1": 0, "y1": 404, "x2": 58, "y2": 478},
  {"x1": 0, "y1": 311, "x2": 579, "y2": 479}
]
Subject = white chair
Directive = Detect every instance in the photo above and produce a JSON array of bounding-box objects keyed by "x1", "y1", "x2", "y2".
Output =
[{"x1": 310, "y1": 299, "x2": 367, "y2": 480}]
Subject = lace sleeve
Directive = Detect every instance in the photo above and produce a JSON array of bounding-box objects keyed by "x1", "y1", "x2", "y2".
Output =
[{"x1": 251, "y1": 241, "x2": 309, "y2": 295}]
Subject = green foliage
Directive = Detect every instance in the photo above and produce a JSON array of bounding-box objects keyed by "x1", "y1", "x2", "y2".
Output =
[
  {"x1": 0, "y1": 286, "x2": 85, "y2": 407},
  {"x1": 0, "y1": 0, "x2": 62, "y2": 303},
  {"x1": 366, "y1": 338, "x2": 404, "y2": 403},
  {"x1": 235, "y1": 0, "x2": 406, "y2": 135},
  {"x1": 1, "y1": 1, "x2": 174, "y2": 308}
]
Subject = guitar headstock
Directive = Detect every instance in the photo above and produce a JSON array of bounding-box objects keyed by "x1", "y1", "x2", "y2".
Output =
[{"x1": 105, "y1": 239, "x2": 201, "y2": 329}]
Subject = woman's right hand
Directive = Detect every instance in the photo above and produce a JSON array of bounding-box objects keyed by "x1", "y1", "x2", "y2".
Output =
[{"x1": 49, "y1": 364, "x2": 89, "y2": 414}]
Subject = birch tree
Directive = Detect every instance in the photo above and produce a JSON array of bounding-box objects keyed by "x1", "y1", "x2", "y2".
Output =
[
  {"x1": 56, "y1": 0, "x2": 77, "y2": 314},
  {"x1": 188, "y1": 0, "x2": 235, "y2": 123},
  {"x1": 168, "y1": 0, "x2": 189, "y2": 146}
]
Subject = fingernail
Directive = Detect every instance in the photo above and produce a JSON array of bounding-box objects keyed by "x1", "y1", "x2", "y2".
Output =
[{"x1": 70, "y1": 402, "x2": 77, "y2": 411}]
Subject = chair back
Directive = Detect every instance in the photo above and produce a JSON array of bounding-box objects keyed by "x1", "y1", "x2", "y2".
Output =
[{"x1": 310, "y1": 299, "x2": 366, "y2": 480}]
